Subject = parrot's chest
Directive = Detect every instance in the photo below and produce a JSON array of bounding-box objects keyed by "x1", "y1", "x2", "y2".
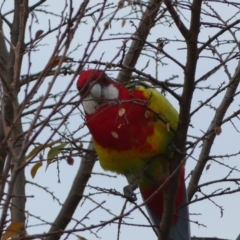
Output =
[{"x1": 87, "y1": 101, "x2": 173, "y2": 176}]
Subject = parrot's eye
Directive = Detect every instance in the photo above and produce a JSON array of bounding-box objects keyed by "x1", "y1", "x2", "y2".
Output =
[
  {"x1": 100, "y1": 74, "x2": 110, "y2": 86},
  {"x1": 103, "y1": 75, "x2": 108, "y2": 82},
  {"x1": 78, "y1": 83, "x2": 90, "y2": 97},
  {"x1": 78, "y1": 72, "x2": 107, "y2": 97}
]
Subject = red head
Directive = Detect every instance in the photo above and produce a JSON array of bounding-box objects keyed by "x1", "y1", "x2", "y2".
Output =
[
  {"x1": 77, "y1": 69, "x2": 120, "y2": 114},
  {"x1": 77, "y1": 69, "x2": 109, "y2": 95}
]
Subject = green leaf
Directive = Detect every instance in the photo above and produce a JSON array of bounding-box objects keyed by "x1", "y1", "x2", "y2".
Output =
[
  {"x1": 31, "y1": 162, "x2": 43, "y2": 178},
  {"x1": 24, "y1": 142, "x2": 56, "y2": 161},
  {"x1": 46, "y1": 143, "x2": 68, "y2": 169}
]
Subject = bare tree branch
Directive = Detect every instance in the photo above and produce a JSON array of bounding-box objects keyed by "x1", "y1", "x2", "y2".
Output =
[
  {"x1": 163, "y1": 0, "x2": 189, "y2": 39},
  {"x1": 187, "y1": 59, "x2": 240, "y2": 201},
  {"x1": 46, "y1": 142, "x2": 97, "y2": 240},
  {"x1": 160, "y1": 1, "x2": 203, "y2": 239},
  {"x1": 0, "y1": 15, "x2": 9, "y2": 176},
  {"x1": 0, "y1": 1, "x2": 240, "y2": 239},
  {"x1": 118, "y1": 0, "x2": 163, "y2": 83}
]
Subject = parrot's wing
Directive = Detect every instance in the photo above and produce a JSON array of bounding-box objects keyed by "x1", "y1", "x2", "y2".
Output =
[
  {"x1": 169, "y1": 185, "x2": 191, "y2": 240},
  {"x1": 134, "y1": 85, "x2": 190, "y2": 239},
  {"x1": 133, "y1": 84, "x2": 179, "y2": 131}
]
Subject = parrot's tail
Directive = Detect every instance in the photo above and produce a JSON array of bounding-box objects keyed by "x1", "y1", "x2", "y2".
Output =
[{"x1": 140, "y1": 169, "x2": 191, "y2": 240}]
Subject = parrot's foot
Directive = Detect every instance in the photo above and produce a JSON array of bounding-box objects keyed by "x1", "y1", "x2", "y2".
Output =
[
  {"x1": 123, "y1": 185, "x2": 137, "y2": 202},
  {"x1": 168, "y1": 141, "x2": 185, "y2": 154}
]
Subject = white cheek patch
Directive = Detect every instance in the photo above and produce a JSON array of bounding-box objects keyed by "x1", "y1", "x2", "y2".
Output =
[
  {"x1": 82, "y1": 84, "x2": 101, "y2": 114},
  {"x1": 90, "y1": 83, "x2": 101, "y2": 98},
  {"x1": 82, "y1": 84, "x2": 119, "y2": 115},
  {"x1": 103, "y1": 84, "x2": 119, "y2": 99},
  {"x1": 82, "y1": 95, "x2": 99, "y2": 114}
]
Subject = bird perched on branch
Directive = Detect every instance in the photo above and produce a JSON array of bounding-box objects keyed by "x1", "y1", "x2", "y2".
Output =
[{"x1": 77, "y1": 69, "x2": 190, "y2": 240}]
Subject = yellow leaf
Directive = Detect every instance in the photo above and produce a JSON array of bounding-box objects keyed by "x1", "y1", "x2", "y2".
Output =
[
  {"x1": 51, "y1": 56, "x2": 73, "y2": 68},
  {"x1": 24, "y1": 142, "x2": 56, "y2": 161},
  {"x1": 214, "y1": 126, "x2": 222, "y2": 135},
  {"x1": 31, "y1": 161, "x2": 43, "y2": 178},
  {"x1": 2, "y1": 222, "x2": 24, "y2": 240},
  {"x1": 206, "y1": 164, "x2": 211, "y2": 171},
  {"x1": 104, "y1": 21, "x2": 110, "y2": 29},
  {"x1": 76, "y1": 236, "x2": 87, "y2": 240},
  {"x1": 121, "y1": 19, "x2": 126, "y2": 27},
  {"x1": 118, "y1": 0, "x2": 124, "y2": 8},
  {"x1": 46, "y1": 143, "x2": 68, "y2": 168},
  {"x1": 34, "y1": 30, "x2": 44, "y2": 40},
  {"x1": 157, "y1": 40, "x2": 164, "y2": 51}
]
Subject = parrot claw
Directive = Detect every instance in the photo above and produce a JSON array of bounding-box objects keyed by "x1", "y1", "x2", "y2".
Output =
[
  {"x1": 123, "y1": 185, "x2": 137, "y2": 202},
  {"x1": 168, "y1": 141, "x2": 184, "y2": 154}
]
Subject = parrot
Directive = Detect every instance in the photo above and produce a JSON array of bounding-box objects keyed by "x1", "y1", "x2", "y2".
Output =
[{"x1": 77, "y1": 69, "x2": 190, "y2": 240}]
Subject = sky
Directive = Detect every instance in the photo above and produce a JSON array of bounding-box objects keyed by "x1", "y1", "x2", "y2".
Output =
[{"x1": 1, "y1": 1, "x2": 240, "y2": 240}]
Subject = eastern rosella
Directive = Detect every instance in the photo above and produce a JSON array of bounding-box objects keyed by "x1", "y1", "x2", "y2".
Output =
[{"x1": 77, "y1": 69, "x2": 190, "y2": 240}]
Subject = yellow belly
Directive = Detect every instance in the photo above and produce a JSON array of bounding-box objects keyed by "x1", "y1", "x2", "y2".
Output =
[{"x1": 93, "y1": 120, "x2": 173, "y2": 183}]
